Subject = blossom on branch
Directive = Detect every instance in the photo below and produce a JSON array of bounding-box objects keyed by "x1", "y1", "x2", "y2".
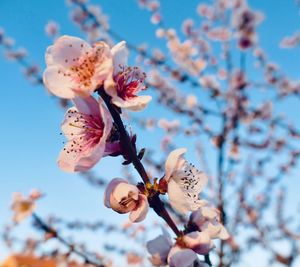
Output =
[
  {"x1": 168, "y1": 246, "x2": 209, "y2": 267},
  {"x1": 190, "y1": 204, "x2": 230, "y2": 240},
  {"x1": 11, "y1": 190, "x2": 41, "y2": 223},
  {"x1": 160, "y1": 148, "x2": 208, "y2": 214},
  {"x1": 58, "y1": 96, "x2": 112, "y2": 172},
  {"x1": 146, "y1": 229, "x2": 172, "y2": 266},
  {"x1": 104, "y1": 41, "x2": 152, "y2": 111},
  {"x1": 147, "y1": 229, "x2": 211, "y2": 267},
  {"x1": 43, "y1": 35, "x2": 113, "y2": 99},
  {"x1": 104, "y1": 178, "x2": 149, "y2": 222}
]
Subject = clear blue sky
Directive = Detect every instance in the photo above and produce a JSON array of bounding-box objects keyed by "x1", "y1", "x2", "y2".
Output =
[{"x1": 0, "y1": 0, "x2": 300, "y2": 266}]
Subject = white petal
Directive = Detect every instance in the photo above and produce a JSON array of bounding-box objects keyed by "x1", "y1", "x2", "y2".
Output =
[
  {"x1": 146, "y1": 233, "x2": 172, "y2": 262},
  {"x1": 48, "y1": 35, "x2": 91, "y2": 68},
  {"x1": 104, "y1": 178, "x2": 128, "y2": 208},
  {"x1": 72, "y1": 96, "x2": 100, "y2": 116},
  {"x1": 168, "y1": 179, "x2": 190, "y2": 214},
  {"x1": 164, "y1": 148, "x2": 187, "y2": 181},
  {"x1": 113, "y1": 183, "x2": 139, "y2": 203},
  {"x1": 168, "y1": 246, "x2": 198, "y2": 267},
  {"x1": 111, "y1": 41, "x2": 128, "y2": 75},
  {"x1": 129, "y1": 194, "x2": 149, "y2": 222},
  {"x1": 217, "y1": 225, "x2": 230, "y2": 240},
  {"x1": 45, "y1": 45, "x2": 54, "y2": 65},
  {"x1": 61, "y1": 107, "x2": 84, "y2": 139},
  {"x1": 43, "y1": 65, "x2": 78, "y2": 99},
  {"x1": 91, "y1": 42, "x2": 114, "y2": 87},
  {"x1": 111, "y1": 95, "x2": 152, "y2": 111}
]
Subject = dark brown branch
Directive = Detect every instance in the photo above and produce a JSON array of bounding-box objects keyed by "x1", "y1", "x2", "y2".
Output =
[{"x1": 97, "y1": 88, "x2": 181, "y2": 237}]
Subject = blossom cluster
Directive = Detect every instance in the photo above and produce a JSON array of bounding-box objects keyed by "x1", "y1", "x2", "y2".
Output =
[
  {"x1": 43, "y1": 35, "x2": 151, "y2": 171},
  {"x1": 43, "y1": 35, "x2": 228, "y2": 266},
  {"x1": 10, "y1": 34, "x2": 229, "y2": 267}
]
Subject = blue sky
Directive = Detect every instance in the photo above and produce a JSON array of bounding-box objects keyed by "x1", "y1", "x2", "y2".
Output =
[{"x1": 0, "y1": 0, "x2": 300, "y2": 266}]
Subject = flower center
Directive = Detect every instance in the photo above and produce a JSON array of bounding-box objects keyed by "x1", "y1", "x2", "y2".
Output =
[
  {"x1": 64, "y1": 109, "x2": 105, "y2": 156},
  {"x1": 18, "y1": 201, "x2": 32, "y2": 212},
  {"x1": 115, "y1": 66, "x2": 146, "y2": 100},
  {"x1": 67, "y1": 45, "x2": 107, "y2": 88},
  {"x1": 119, "y1": 192, "x2": 138, "y2": 211}
]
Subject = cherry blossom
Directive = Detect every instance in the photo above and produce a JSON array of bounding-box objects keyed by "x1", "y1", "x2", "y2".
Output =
[
  {"x1": 162, "y1": 148, "x2": 208, "y2": 214},
  {"x1": 104, "y1": 41, "x2": 152, "y2": 111},
  {"x1": 58, "y1": 96, "x2": 112, "y2": 172},
  {"x1": 43, "y1": 35, "x2": 113, "y2": 99},
  {"x1": 11, "y1": 191, "x2": 40, "y2": 223},
  {"x1": 147, "y1": 229, "x2": 212, "y2": 267},
  {"x1": 182, "y1": 231, "x2": 215, "y2": 255},
  {"x1": 168, "y1": 246, "x2": 209, "y2": 267},
  {"x1": 104, "y1": 178, "x2": 149, "y2": 222},
  {"x1": 146, "y1": 229, "x2": 172, "y2": 266},
  {"x1": 191, "y1": 204, "x2": 230, "y2": 240}
]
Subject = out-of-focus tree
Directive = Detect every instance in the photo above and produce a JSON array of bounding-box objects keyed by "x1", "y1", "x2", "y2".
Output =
[{"x1": 1, "y1": 0, "x2": 300, "y2": 266}]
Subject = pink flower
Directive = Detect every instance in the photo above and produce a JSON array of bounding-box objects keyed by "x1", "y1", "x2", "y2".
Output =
[
  {"x1": 147, "y1": 229, "x2": 212, "y2": 267},
  {"x1": 104, "y1": 178, "x2": 149, "y2": 222},
  {"x1": 182, "y1": 231, "x2": 215, "y2": 255},
  {"x1": 58, "y1": 96, "x2": 112, "y2": 172},
  {"x1": 191, "y1": 204, "x2": 230, "y2": 240},
  {"x1": 163, "y1": 148, "x2": 208, "y2": 214},
  {"x1": 104, "y1": 41, "x2": 152, "y2": 111},
  {"x1": 11, "y1": 192, "x2": 39, "y2": 223},
  {"x1": 45, "y1": 20, "x2": 60, "y2": 38},
  {"x1": 168, "y1": 246, "x2": 209, "y2": 267},
  {"x1": 43, "y1": 35, "x2": 113, "y2": 99},
  {"x1": 146, "y1": 229, "x2": 172, "y2": 266}
]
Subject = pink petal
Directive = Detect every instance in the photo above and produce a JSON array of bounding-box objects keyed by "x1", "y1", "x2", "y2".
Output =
[
  {"x1": 168, "y1": 246, "x2": 198, "y2": 267},
  {"x1": 183, "y1": 231, "x2": 215, "y2": 255},
  {"x1": 58, "y1": 99, "x2": 112, "y2": 172},
  {"x1": 218, "y1": 225, "x2": 230, "y2": 240},
  {"x1": 111, "y1": 41, "x2": 128, "y2": 75},
  {"x1": 45, "y1": 45, "x2": 54, "y2": 65},
  {"x1": 167, "y1": 179, "x2": 190, "y2": 214},
  {"x1": 111, "y1": 95, "x2": 152, "y2": 111},
  {"x1": 47, "y1": 35, "x2": 91, "y2": 68},
  {"x1": 91, "y1": 42, "x2": 114, "y2": 88},
  {"x1": 57, "y1": 133, "x2": 104, "y2": 172},
  {"x1": 146, "y1": 232, "x2": 172, "y2": 261},
  {"x1": 99, "y1": 100, "x2": 113, "y2": 142},
  {"x1": 73, "y1": 96, "x2": 100, "y2": 116},
  {"x1": 164, "y1": 148, "x2": 187, "y2": 181},
  {"x1": 43, "y1": 65, "x2": 78, "y2": 99},
  {"x1": 129, "y1": 194, "x2": 149, "y2": 222},
  {"x1": 104, "y1": 178, "x2": 128, "y2": 208},
  {"x1": 113, "y1": 183, "x2": 139, "y2": 203},
  {"x1": 61, "y1": 107, "x2": 84, "y2": 139}
]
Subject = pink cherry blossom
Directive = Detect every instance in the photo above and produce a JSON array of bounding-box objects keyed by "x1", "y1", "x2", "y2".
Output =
[
  {"x1": 163, "y1": 148, "x2": 208, "y2": 214},
  {"x1": 11, "y1": 192, "x2": 37, "y2": 223},
  {"x1": 43, "y1": 35, "x2": 113, "y2": 99},
  {"x1": 168, "y1": 245, "x2": 209, "y2": 267},
  {"x1": 58, "y1": 96, "x2": 112, "y2": 172},
  {"x1": 191, "y1": 204, "x2": 230, "y2": 240},
  {"x1": 104, "y1": 41, "x2": 152, "y2": 111},
  {"x1": 146, "y1": 229, "x2": 172, "y2": 266},
  {"x1": 182, "y1": 231, "x2": 215, "y2": 255},
  {"x1": 104, "y1": 178, "x2": 149, "y2": 222}
]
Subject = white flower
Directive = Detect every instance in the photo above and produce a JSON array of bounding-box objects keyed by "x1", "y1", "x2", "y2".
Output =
[
  {"x1": 168, "y1": 245, "x2": 210, "y2": 267},
  {"x1": 146, "y1": 229, "x2": 172, "y2": 266},
  {"x1": 191, "y1": 204, "x2": 230, "y2": 240},
  {"x1": 163, "y1": 148, "x2": 208, "y2": 214},
  {"x1": 43, "y1": 35, "x2": 113, "y2": 99},
  {"x1": 104, "y1": 41, "x2": 152, "y2": 111},
  {"x1": 11, "y1": 192, "x2": 37, "y2": 223}
]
